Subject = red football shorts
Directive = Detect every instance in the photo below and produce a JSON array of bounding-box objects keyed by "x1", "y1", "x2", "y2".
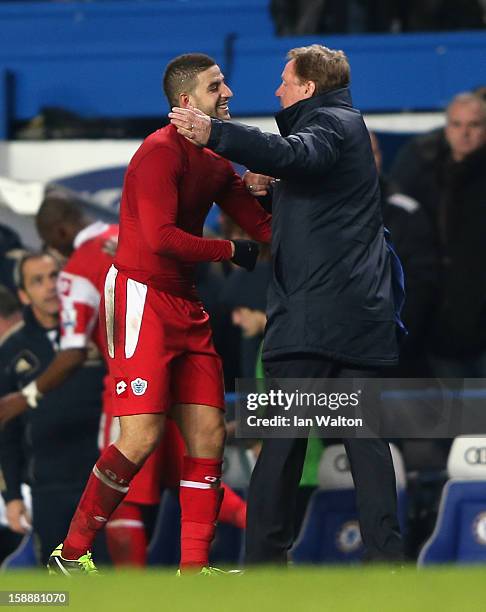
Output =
[
  {"x1": 101, "y1": 265, "x2": 225, "y2": 416},
  {"x1": 100, "y1": 412, "x2": 185, "y2": 504}
]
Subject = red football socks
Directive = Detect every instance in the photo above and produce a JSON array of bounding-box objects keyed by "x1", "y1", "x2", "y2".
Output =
[
  {"x1": 62, "y1": 445, "x2": 139, "y2": 560},
  {"x1": 179, "y1": 456, "x2": 223, "y2": 571},
  {"x1": 219, "y1": 483, "x2": 247, "y2": 530},
  {"x1": 106, "y1": 501, "x2": 147, "y2": 567}
]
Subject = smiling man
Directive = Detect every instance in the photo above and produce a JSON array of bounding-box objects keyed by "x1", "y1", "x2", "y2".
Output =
[{"x1": 47, "y1": 53, "x2": 271, "y2": 576}]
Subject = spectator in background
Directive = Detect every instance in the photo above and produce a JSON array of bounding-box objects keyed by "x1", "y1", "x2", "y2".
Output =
[
  {"x1": 0, "y1": 252, "x2": 105, "y2": 565},
  {"x1": 221, "y1": 262, "x2": 271, "y2": 371},
  {"x1": 389, "y1": 85, "x2": 486, "y2": 200},
  {"x1": 218, "y1": 215, "x2": 272, "y2": 379},
  {"x1": 270, "y1": 0, "x2": 484, "y2": 35},
  {"x1": 392, "y1": 93, "x2": 486, "y2": 377},
  {"x1": 369, "y1": 132, "x2": 438, "y2": 376},
  {"x1": 404, "y1": 0, "x2": 485, "y2": 31}
]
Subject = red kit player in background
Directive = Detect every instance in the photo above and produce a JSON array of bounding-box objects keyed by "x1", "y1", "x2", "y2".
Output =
[{"x1": 45, "y1": 54, "x2": 271, "y2": 575}]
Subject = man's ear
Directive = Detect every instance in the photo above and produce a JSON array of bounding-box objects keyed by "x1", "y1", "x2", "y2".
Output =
[
  {"x1": 179, "y1": 93, "x2": 191, "y2": 109},
  {"x1": 17, "y1": 288, "x2": 30, "y2": 307},
  {"x1": 305, "y1": 81, "x2": 316, "y2": 98}
]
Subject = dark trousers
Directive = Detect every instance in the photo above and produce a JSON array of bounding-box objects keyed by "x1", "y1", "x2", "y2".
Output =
[
  {"x1": 245, "y1": 354, "x2": 404, "y2": 564},
  {"x1": 32, "y1": 486, "x2": 109, "y2": 566}
]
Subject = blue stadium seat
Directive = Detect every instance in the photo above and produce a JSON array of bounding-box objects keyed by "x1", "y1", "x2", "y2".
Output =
[
  {"x1": 419, "y1": 436, "x2": 486, "y2": 565},
  {"x1": 1, "y1": 533, "x2": 37, "y2": 571},
  {"x1": 291, "y1": 444, "x2": 407, "y2": 564},
  {"x1": 0, "y1": 485, "x2": 36, "y2": 570},
  {"x1": 291, "y1": 488, "x2": 364, "y2": 564}
]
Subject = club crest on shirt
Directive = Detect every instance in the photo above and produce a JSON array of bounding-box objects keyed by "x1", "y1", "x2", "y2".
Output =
[
  {"x1": 131, "y1": 377, "x2": 148, "y2": 396},
  {"x1": 13, "y1": 350, "x2": 40, "y2": 377},
  {"x1": 58, "y1": 276, "x2": 72, "y2": 296},
  {"x1": 15, "y1": 357, "x2": 33, "y2": 374}
]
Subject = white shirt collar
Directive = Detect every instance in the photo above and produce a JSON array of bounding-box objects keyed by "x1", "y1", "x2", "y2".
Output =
[{"x1": 73, "y1": 221, "x2": 110, "y2": 250}]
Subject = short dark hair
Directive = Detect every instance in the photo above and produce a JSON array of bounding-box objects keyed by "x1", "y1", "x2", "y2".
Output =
[
  {"x1": 0, "y1": 284, "x2": 21, "y2": 318},
  {"x1": 35, "y1": 190, "x2": 85, "y2": 240},
  {"x1": 163, "y1": 53, "x2": 216, "y2": 107},
  {"x1": 14, "y1": 251, "x2": 58, "y2": 290},
  {"x1": 288, "y1": 44, "x2": 350, "y2": 94}
]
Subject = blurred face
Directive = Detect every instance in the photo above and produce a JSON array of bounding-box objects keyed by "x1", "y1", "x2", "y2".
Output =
[
  {"x1": 188, "y1": 64, "x2": 233, "y2": 119},
  {"x1": 232, "y1": 307, "x2": 266, "y2": 338},
  {"x1": 39, "y1": 222, "x2": 77, "y2": 257},
  {"x1": 445, "y1": 100, "x2": 486, "y2": 161},
  {"x1": 275, "y1": 59, "x2": 315, "y2": 109},
  {"x1": 18, "y1": 255, "x2": 59, "y2": 325}
]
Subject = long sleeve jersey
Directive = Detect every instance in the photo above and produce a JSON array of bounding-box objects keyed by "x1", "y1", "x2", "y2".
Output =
[{"x1": 115, "y1": 124, "x2": 272, "y2": 299}]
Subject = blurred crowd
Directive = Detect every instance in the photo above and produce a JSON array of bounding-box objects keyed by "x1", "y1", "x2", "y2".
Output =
[
  {"x1": 270, "y1": 0, "x2": 486, "y2": 35},
  {"x1": 1, "y1": 85, "x2": 486, "y2": 565}
]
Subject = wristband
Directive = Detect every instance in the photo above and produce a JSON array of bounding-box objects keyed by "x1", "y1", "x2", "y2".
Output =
[{"x1": 21, "y1": 380, "x2": 42, "y2": 409}]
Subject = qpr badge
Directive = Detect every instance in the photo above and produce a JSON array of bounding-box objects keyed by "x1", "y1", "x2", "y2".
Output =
[
  {"x1": 131, "y1": 377, "x2": 148, "y2": 396},
  {"x1": 472, "y1": 512, "x2": 486, "y2": 545}
]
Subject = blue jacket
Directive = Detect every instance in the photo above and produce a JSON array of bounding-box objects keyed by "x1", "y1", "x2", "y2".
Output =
[{"x1": 209, "y1": 87, "x2": 400, "y2": 366}]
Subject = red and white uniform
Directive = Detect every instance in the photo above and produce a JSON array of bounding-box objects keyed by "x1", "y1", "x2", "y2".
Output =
[
  {"x1": 104, "y1": 124, "x2": 271, "y2": 416},
  {"x1": 58, "y1": 222, "x2": 173, "y2": 504},
  {"x1": 59, "y1": 221, "x2": 117, "y2": 354}
]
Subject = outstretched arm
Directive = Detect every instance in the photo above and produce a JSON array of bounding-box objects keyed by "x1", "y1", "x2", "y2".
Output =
[{"x1": 169, "y1": 107, "x2": 344, "y2": 179}]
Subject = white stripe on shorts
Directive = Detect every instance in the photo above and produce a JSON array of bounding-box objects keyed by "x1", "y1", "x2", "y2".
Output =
[
  {"x1": 104, "y1": 265, "x2": 118, "y2": 359},
  {"x1": 125, "y1": 278, "x2": 147, "y2": 359}
]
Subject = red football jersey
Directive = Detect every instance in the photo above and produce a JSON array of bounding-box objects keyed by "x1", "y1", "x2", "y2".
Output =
[
  {"x1": 58, "y1": 222, "x2": 118, "y2": 352},
  {"x1": 115, "y1": 124, "x2": 271, "y2": 299}
]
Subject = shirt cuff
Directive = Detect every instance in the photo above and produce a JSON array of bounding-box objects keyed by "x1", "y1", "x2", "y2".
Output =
[{"x1": 207, "y1": 119, "x2": 224, "y2": 151}]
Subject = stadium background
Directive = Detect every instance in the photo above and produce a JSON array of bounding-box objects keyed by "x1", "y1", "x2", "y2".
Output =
[{"x1": 1, "y1": 0, "x2": 486, "y2": 605}]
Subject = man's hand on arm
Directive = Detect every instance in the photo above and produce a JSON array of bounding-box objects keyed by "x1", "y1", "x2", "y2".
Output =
[
  {"x1": 169, "y1": 106, "x2": 212, "y2": 146},
  {"x1": 243, "y1": 171, "x2": 275, "y2": 197},
  {"x1": 6, "y1": 499, "x2": 31, "y2": 534}
]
